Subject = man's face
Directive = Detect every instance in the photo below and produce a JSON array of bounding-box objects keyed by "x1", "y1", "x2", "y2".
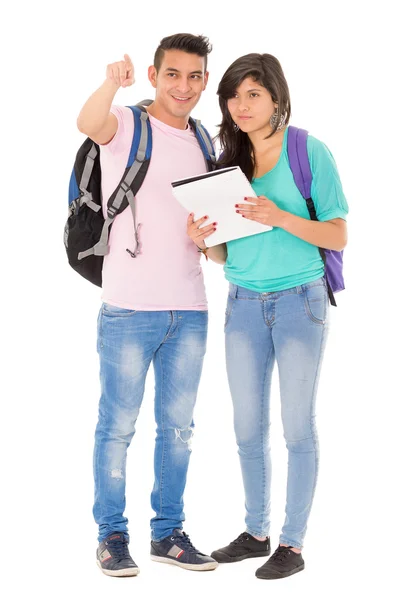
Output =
[{"x1": 149, "y1": 50, "x2": 208, "y2": 121}]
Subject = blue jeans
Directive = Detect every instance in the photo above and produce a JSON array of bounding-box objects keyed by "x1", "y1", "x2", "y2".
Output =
[
  {"x1": 94, "y1": 305, "x2": 208, "y2": 542},
  {"x1": 225, "y1": 277, "x2": 329, "y2": 549}
]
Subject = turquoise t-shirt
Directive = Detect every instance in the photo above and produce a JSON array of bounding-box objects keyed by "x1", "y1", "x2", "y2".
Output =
[{"x1": 224, "y1": 127, "x2": 349, "y2": 292}]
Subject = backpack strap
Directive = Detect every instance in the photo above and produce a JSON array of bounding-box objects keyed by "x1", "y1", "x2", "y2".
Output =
[
  {"x1": 287, "y1": 126, "x2": 336, "y2": 306},
  {"x1": 189, "y1": 117, "x2": 216, "y2": 170},
  {"x1": 78, "y1": 105, "x2": 152, "y2": 260},
  {"x1": 71, "y1": 143, "x2": 102, "y2": 216},
  {"x1": 135, "y1": 98, "x2": 153, "y2": 109},
  {"x1": 287, "y1": 126, "x2": 312, "y2": 200},
  {"x1": 121, "y1": 105, "x2": 152, "y2": 257}
]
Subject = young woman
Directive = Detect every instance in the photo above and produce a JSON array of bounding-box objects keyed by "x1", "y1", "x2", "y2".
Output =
[{"x1": 187, "y1": 53, "x2": 348, "y2": 579}]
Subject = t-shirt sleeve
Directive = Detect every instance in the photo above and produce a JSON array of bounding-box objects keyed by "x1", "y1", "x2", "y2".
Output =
[
  {"x1": 99, "y1": 105, "x2": 134, "y2": 155},
  {"x1": 308, "y1": 135, "x2": 349, "y2": 222}
]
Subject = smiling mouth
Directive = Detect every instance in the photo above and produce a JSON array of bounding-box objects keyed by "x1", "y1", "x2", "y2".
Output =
[
  {"x1": 172, "y1": 96, "x2": 192, "y2": 103},
  {"x1": 238, "y1": 116, "x2": 251, "y2": 120}
]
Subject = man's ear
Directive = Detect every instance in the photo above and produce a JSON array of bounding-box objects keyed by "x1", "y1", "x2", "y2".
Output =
[
  {"x1": 148, "y1": 65, "x2": 157, "y2": 88},
  {"x1": 203, "y1": 71, "x2": 209, "y2": 91}
]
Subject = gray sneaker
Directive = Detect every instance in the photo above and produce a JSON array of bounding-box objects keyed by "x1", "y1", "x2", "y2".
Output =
[
  {"x1": 96, "y1": 532, "x2": 140, "y2": 577},
  {"x1": 151, "y1": 529, "x2": 218, "y2": 571}
]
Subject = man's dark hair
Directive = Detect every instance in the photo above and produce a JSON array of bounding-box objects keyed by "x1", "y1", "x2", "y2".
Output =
[{"x1": 154, "y1": 33, "x2": 212, "y2": 72}]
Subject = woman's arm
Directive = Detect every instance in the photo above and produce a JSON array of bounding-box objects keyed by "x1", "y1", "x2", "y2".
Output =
[
  {"x1": 203, "y1": 243, "x2": 228, "y2": 264},
  {"x1": 236, "y1": 196, "x2": 347, "y2": 251},
  {"x1": 186, "y1": 213, "x2": 227, "y2": 265},
  {"x1": 279, "y1": 213, "x2": 347, "y2": 251}
]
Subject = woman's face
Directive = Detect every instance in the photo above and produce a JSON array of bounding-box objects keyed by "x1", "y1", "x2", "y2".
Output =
[{"x1": 227, "y1": 77, "x2": 276, "y2": 134}]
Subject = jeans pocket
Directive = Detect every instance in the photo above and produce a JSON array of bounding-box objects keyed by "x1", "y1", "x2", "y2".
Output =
[
  {"x1": 102, "y1": 303, "x2": 137, "y2": 317},
  {"x1": 303, "y1": 284, "x2": 328, "y2": 325}
]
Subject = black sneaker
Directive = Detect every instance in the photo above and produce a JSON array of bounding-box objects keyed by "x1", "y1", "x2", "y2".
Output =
[
  {"x1": 211, "y1": 532, "x2": 271, "y2": 563},
  {"x1": 150, "y1": 529, "x2": 218, "y2": 571},
  {"x1": 255, "y1": 545, "x2": 305, "y2": 579},
  {"x1": 96, "y1": 532, "x2": 140, "y2": 577}
]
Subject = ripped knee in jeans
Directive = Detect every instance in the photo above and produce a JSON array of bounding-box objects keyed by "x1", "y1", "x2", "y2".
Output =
[{"x1": 174, "y1": 426, "x2": 194, "y2": 451}]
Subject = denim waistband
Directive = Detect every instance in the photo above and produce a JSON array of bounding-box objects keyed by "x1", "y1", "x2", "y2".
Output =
[{"x1": 228, "y1": 277, "x2": 326, "y2": 300}]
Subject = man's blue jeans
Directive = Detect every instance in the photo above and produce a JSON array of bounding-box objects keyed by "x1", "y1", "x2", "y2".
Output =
[
  {"x1": 225, "y1": 277, "x2": 329, "y2": 549},
  {"x1": 93, "y1": 305, "x2": 208, "y2": 542}
]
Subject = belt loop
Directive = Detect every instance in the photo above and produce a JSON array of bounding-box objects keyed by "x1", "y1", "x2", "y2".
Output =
[{"x1": 296, "y1": 285, "x2": 303, "y2": 294}]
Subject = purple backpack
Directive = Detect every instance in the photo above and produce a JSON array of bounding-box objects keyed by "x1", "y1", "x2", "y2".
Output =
[{"x1": 287, "y1": 126, "x2": 345, "y2": 307}]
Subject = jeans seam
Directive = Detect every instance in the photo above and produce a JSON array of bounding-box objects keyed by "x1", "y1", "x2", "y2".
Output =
[
  {"x1": 162, "y1": 311, "x2": 175, "y2": 344},
  {"x1": 158, "y1": 349, "x2": 166, "y2": 520},
  {"x1": 300, "y1": 316, "x2": 327, "y2": 544},
  {"x1": 259, "y1": 347, "x2": 273, "y2": 535},
  {"x1": 97, "y1": 305, "x2": 104, "y2": 351},
  {"x1": 261, "y1": 299, "x2": 275, "y2": 328},
  {"x1": 261, "y1": 359, "x2": 265, "y2": 534},
  {"x1": 224, "y1": 297, "x2": 235, "y2": 329},
  {"x1": 258, "y1": 308, "x2": 272, "y2": 537},
  {"x1": 95, "y1": 309, "x2": 104, "y2": 533},
  {"x1": 261, "y1": 299, "x2": 267, "y2": 328}
]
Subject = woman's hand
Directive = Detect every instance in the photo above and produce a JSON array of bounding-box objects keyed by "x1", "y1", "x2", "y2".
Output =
[
  {"x1": 187, "y1": 213, "x2": 217, "y2": 249},
  {"x1": 237, "y1": 197, "x2": 347, "y2": 251},
  {"x1": 235, "y1": 196, "x2": 286, "y2": 228}
]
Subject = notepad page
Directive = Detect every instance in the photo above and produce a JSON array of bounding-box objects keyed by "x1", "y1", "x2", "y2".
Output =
[{"x1": 171, "y1": 167, "x2": 272, "y2": 247}]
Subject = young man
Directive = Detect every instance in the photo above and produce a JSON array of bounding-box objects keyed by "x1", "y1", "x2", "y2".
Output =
[{"x1": 77, "y1": 34, "x2": 220, "y2": 577}]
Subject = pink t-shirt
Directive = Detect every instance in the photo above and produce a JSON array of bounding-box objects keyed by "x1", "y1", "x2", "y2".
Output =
[{"x1": 99, "y1": 105, "x2": 208, "y2": 310}]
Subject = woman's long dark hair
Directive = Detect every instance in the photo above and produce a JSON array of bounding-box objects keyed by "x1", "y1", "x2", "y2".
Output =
[{"x1": 217, "y1": 53, "x2": 291, "y2": 181}]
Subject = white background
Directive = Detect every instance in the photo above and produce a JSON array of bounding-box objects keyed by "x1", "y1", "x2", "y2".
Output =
[{"x1": 2, "y1": 0, "x2": 396, "y2": 598}]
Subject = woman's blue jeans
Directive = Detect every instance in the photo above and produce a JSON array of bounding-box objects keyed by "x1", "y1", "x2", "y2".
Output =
[{"x1": 225, "y1": 277, "x2": 329, "y2": 549}]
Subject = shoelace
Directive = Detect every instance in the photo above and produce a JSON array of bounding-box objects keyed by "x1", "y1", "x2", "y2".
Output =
[
  {"x1": 268, "y1": 546, "x2": 292, "y2": 564},
  {"x1": 106, "y1": 537, "x2": 130, "y2": 560},
  {"x1": 232, "y1": 533, "x2": 251, "y2": 545},
  {"x1": 170, "y1": 532, "x2": 199, "y2": 553}
]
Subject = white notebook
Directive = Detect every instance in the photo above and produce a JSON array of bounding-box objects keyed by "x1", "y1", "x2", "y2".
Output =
[{"x1": 171, "y1": 166, "x2": 272, "y2": 247}]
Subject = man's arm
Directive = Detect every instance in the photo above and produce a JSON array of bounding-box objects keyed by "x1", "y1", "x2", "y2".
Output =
[{"x1": 77, "y1": 54, "x2": 135, "y2": 145}]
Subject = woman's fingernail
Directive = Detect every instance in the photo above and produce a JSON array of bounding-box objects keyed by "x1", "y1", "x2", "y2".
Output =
[
  {"x1": 235, "y1": 204, "x2": 239, "y2": 208},
  {"x1": 213, "y1": 222, "x2": 217, "y2": 225}
]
